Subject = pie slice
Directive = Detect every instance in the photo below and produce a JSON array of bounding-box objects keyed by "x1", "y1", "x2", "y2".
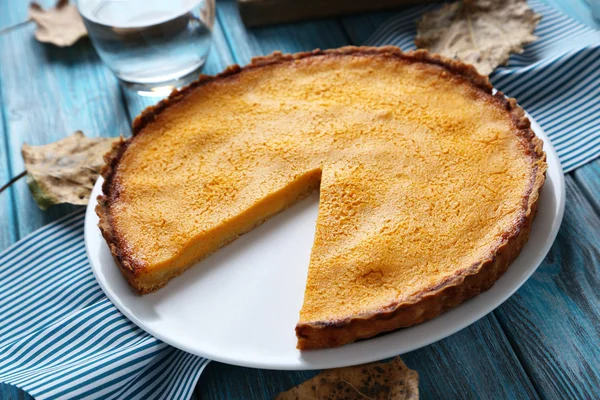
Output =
[{"x1": 97, "y1": 47, "x2": 546, "y2": 349}]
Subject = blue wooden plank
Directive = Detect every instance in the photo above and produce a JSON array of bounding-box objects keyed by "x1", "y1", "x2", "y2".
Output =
[
  {"x1": 0, "y1": 383, "x2": 29, "y2": 400},
  {"x1": 402, "y1": 317, "x2": 538, "y2": 399},
  {"x1": 574, "y1": 160, "x2": 600, "y2": 213},
  {"x1": 0, "y1": 3, "x2": 131, "y2": 241},
  {"x1": 0, "y1": 0, "x2": 51, "y2": 255},
  {"x1": 197, "y1": 315, "x2": 539, "y2": 399},
  {"x1": 0, "y1": 77, "x2": 17, "y2": 250},
  {"x1": 197, "y1": 362, "x2": 319, "y2": 399},
  {"x1": 493, "y1": 176, "x2": 600, "y2": 398}
]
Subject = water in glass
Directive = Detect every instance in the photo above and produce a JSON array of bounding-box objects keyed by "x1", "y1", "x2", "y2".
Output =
[{"x1": 78, "y1": 0, "x2": 214, "y2": 93}]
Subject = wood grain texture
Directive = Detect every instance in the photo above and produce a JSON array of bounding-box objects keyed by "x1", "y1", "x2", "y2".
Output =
[
  {"x1": 574, "y1": 159, "x2": 600, "y2": 213},
  {"x1": 0, "y1": 22, "x2": 130, "y2": 238},
  {"x1": 492, "y1": 176, "x2": 600, "y2": 399},
  {"x1": 197, "y1": 315, "x2": 539, "y2": 399},
  {"x1": 197, "y1": 362, "x2": 319, "y2": 399},
  {"x1": 401, "y1": 316, "x2": 539, "y2": 399},
  {"x1": 0, "y1": 89, "x2": 17, "y2": 250},
  {"x1": 0, "y1": 383, "x2": 29, "y2": 400}
]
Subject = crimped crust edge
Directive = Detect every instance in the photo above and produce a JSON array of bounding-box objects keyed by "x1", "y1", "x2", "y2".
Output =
[{"x1": 94, "y1": 46, "x2": 547, "y2": 348}]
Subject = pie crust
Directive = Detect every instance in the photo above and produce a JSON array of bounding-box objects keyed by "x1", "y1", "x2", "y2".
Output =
[{"x1": 97, "y1": 46, "x2": 546, "y2": 349}]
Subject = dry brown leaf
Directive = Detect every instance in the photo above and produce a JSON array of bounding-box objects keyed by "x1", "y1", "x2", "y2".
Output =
[
  {"x1": 201, "y1": 0, "x2": 215, "y2": 30},
  {"x1": 29, "y1": 0, "x2": 87, "y2": 47},
  {"x1": 276, "y1": 357, "x2": 418, "y2": 400},
  {"x1": 415, "y1": 0, "x2": 542, "y2": 75},
  {"x1": 22, "y1": 131, "x2": 119, "y2": 210}
]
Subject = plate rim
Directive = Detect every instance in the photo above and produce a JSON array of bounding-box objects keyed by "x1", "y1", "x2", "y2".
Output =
[{"x1": 85, "y1": 116, "x2": 565, "y2": 370}]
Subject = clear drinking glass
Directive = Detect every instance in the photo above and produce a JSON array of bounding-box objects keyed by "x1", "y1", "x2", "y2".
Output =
[{"x1": 77, "y1": 0, "x2": 215, "y2": 95}]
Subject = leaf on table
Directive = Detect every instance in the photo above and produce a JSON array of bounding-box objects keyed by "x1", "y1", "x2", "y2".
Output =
[
  {"x1": 29, "y1": 0, "x2": 87, "y2": 47},
  {"x1": 200, "y1": 0, "x2": 215, "y2": 30},
  {"x1": 415, "y1": 0, "x2": 542, "y2": 75},
  {"x1": 275, "y1": 357, "x2": 419, "y2": 400},
  {"x1": 22, "y1": 131, "x2": 120, "y2": 210}
]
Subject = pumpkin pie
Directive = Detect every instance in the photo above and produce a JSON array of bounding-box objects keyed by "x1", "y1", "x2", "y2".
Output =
[{"x1": 97, "y1": 46, "x2": 546, "y2": 349}]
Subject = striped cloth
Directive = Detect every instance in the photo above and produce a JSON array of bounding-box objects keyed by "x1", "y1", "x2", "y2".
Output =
[
  {"x1": 1, "y1": 2, "x2": 598, "y2": 400},
  {"x1": 368, "y1": 0, "x2": 600, "y2": 172},
  {"x1": 0, "y1": 210, "x2": 209, "y2": 399}
]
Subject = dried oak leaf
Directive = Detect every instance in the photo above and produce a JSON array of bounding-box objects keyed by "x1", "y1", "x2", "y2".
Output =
[
  {"x1": 276, "y1": 357, "x2": 419, "y2": 400},
  {"x1": 29, "y1": 0, "x2": 87, "y2": 47},
  {"x1": 201, "y1": 0, "x2": 215, "y2": 30},
  {"x1": 415, "y1": 0, "x2": 542, "y2": 75},
  {"x1": 22, "y1": 131, "x2": 119, "y2": 210}
]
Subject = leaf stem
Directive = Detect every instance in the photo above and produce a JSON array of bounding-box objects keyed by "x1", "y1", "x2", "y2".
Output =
[
  {"x1": 0, "y1": 171, "x2": 26, "y2": 194},
  {"x1": 0, "y1": 19, "x2": 33, "y2": 36}
]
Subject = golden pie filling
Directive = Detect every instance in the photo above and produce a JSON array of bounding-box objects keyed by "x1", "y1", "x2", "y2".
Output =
[{"x1": 98, "y1": 47, "x2": 546, "y2": 349}]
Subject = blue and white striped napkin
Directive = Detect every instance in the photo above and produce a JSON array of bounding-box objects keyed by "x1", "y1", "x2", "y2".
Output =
[
  {"x1": 0, "y1": 210, "x2": 209, "y2": 399},
  {"x1": 1, "y1": 2, "x2": 598, "y2": 400},
  {"x1": 368, "y1": 0, "x2": 600, "y2": 172}
]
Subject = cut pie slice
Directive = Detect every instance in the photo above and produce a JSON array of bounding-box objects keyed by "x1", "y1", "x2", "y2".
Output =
[{"x1": 97, "y1": 47, "x2": 546, "y2": 349}]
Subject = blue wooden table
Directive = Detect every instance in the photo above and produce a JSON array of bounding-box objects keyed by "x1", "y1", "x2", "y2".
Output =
[{"x1": 1, "y1": 0, "x2": 599, "y2": 398}]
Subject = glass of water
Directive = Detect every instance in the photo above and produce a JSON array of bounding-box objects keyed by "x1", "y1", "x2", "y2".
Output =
[{"x1": 78, "y1": 0, "x2": 215, "y2": 95}]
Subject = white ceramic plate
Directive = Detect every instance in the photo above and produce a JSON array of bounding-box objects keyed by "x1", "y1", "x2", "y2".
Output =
[{"x1": 85, "y1": 117, "x2": 565, "y2": 370}]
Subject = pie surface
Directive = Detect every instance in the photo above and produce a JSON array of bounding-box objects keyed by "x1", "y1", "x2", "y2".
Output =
[{"x1": 97, "y1": 47, "x2": 546, "y2": 349}]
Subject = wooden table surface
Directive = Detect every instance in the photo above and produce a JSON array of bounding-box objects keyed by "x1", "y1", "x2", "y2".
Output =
[{"x1": 1, "y1": 0, "x2": 599, "y2": 398}]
